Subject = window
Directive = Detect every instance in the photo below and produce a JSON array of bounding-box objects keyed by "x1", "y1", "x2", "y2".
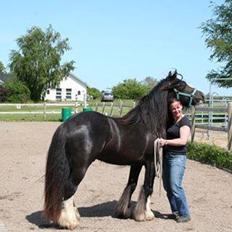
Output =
[
  {"x1": 66, "y1": 88, "x2": 72, "y2": 100},
  {"x1": 56, "y1": 88, "x2": 62, "y2": 100},
  {"x1": 47, "y1": 90, "x2": 50, "y2": 95},
  {"x1": 77, "y1": 90, "x2": 81, "y2": 95}
]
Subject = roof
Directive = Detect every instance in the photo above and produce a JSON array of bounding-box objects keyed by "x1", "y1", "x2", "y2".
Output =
[
  {"x1": 69, "y1": 73, "x2": 88, "y2": 88},
  {"x1": 0, "y1": 73, "x2": 7, "y2": 85}
]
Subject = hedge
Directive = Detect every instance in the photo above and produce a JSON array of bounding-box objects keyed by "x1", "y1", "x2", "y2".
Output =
[{"x1": 187, "y1": 142, "x2": 232, "y2": 172}]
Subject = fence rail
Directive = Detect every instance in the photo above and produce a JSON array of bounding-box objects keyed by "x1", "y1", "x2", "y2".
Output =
[
  {"x1": 190, "y1": 102, "x2": 232, "y2": 151},
  {"x1": 0, "y1": 101, "x2": 135, "y2": 120},
  {"x1": 0, "y1": 101, "x2": 232, "y2": 150}
]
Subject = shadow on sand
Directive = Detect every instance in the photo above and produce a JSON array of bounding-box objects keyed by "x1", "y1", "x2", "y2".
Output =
[
  {"x1": 26, "y1": 200, "x2": 174, "y2": 229},
  {"x1": 26, "y1": 200, "x2": 118, "y2": 229}
]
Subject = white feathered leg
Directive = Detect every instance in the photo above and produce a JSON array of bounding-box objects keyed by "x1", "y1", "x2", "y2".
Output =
[
  {"x1": 145, "y1": 196, "x2": 154, "y2": 220},
  {"x1": 57, "y1": 196, "x2": 80, "y2": 230}
]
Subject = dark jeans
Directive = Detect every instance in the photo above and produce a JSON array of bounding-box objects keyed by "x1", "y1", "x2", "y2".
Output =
[{"x1": 162, "y1": 151, "x2": 190, "y2": 217}]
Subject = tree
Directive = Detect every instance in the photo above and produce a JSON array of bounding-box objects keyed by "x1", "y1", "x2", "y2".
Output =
[
  {"x1": 112, "y1": 79, "x2": 150, "y2": 100},
  {"x1": 0, "y1": 61, "x2": 6, "y2": 74},
  {"x1": 142, "y1": 76, "x2": 158, "y2": 90},
  {"x1": 0, "y1": 86, "x2": 10, "y2": 102},
  {"x1": 201, "y1": 0, "x2": 232, "y2": 87},
  {"x1": 3, "y1": 79, "x2": 31, "y2": 103},
  {"x1": 10, "y1": 25, "x2": 75, "y2": 101},
  {"x1": 87, "y1": 87, "x2": 101, "y2": 99}
]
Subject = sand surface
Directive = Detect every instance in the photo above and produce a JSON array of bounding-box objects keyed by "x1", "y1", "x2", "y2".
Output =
[{"x1": 0, "y1": 122, "x2": 231, "y2": 232}]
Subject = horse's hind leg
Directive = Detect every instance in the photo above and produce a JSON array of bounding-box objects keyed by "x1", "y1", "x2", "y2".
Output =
[
  {"x1": 57, "y1": 168, "x2": 87, "y2": 229},
  {"x1": 58, "y1": 149, "x2": 90, "y2": 229},
  {"x1": 132, "y1": 160, "x2": 155, "y2": 221},
  {"x1": 115, "y1": 163, "x2": 143, "y2": 218},
  {"x1": 58, "y1": 195, "x2": 79, "y2": 230}
]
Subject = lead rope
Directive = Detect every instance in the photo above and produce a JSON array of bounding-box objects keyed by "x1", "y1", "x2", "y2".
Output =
[{"x1": 154, "y1": 138, "x2": 163, "y2": 196}]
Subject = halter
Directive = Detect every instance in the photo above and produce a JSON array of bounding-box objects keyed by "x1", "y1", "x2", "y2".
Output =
[{"x1": 174, "y1": 88, "x2": 197, "y2": 107}]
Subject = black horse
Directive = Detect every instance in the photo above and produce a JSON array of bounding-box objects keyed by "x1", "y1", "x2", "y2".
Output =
[{"x1": 44, "y1": 71, "x2": 204, "y2": 229}]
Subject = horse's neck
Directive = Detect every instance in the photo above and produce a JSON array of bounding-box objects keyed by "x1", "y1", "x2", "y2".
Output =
[
  {"x1": 119, "y1": 88, "x2": 169, "y2": 135},
  {"x1": 141, "y1": 89, "x2": 168, "y2": 137}
]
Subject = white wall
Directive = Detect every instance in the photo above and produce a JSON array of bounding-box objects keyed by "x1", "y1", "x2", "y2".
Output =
[{"x1": 44, "y1": 75, "x2": 87, "y2": 101}]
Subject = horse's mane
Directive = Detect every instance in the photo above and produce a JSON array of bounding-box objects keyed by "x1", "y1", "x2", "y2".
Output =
[{"x1": 120, "y1": 78, "x2": 169, "y2": 136}]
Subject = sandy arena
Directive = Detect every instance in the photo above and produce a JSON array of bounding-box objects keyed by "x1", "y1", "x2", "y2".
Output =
[{"x1": 0, "y1": 122, "x2": 231, "y2": 232}]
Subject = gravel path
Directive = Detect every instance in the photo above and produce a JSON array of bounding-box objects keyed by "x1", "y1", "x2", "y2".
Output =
[{"x1": 0, "y1": 122, "x2": 231, "y2": 232}]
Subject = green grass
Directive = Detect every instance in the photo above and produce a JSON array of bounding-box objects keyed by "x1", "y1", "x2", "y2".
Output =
[
  {"x1": 0, "y1": 100, "x2": 135, "y2": 121},
  {"x1": 0, "y1": 105, "x2": 76, "y2": 112},
  {"x1": 0, "y1": 114, "x2": 61, "y2": 121}
]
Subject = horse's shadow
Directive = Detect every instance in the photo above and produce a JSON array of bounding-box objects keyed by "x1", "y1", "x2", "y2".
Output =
[
  {"x1": 79, "y1": 200, "x2": 118, "y2": 217},
  {"x1": 26, "y1": 200, "x2": 174, "y2": 229},
  {"x1": 26, "y1": 200, "x2": 118, "y2": 229},
  {"x1": 26, "y1": 210, "x2": 52, "y2": 229}
]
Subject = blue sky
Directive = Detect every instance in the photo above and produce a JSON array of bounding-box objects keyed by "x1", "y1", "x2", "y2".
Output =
[{"x1": 1, "y1": 0, "x2": 231, "y2": 95}]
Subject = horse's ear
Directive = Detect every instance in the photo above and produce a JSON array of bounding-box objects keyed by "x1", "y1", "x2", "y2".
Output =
[
  {"x1": 166, "y1": 69, "x2": 177, "y2": 80},
  {"x1": 161, "y1": 69, "x2": 178, "y2": 91}
]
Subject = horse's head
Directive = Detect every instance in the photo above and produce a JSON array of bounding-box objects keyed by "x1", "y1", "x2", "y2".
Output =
[{"x1": 163, "y1": 70, "x2": 204, "y2": 107}]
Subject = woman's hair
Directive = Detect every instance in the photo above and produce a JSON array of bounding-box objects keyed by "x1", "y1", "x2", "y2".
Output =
[{"x1": 168, "y1": 97, "x2": 182, "y2": 108}]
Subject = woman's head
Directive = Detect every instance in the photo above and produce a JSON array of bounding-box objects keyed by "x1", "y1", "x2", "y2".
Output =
[{"x1": 168, "y1": 98, "x2": 183, "y2": 120}]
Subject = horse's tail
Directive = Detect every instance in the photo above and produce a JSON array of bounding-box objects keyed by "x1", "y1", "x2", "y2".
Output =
[{"x1": 44, "y1": 125, "x2": 69, "y2": 222}]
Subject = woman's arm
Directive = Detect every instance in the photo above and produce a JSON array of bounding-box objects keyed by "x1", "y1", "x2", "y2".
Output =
[{"x1": 159, "y1": 125, "x2": 190, "y2": 147}]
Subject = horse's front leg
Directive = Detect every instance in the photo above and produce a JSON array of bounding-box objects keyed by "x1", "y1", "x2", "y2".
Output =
[
  {"x1": 132, "y1": 159, "x2": 155, "y2": 221},
  {"x1": 115, "y1": 163, "x2": 143, "y2": 218}
]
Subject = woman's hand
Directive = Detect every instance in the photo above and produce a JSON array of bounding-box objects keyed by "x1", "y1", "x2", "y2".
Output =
[
  {"x1": 159, "y1": 138, "x2": 167, "y2": 147},
  {"x1": 158, "y1": 125, "x2": 190, "y2": 148}
]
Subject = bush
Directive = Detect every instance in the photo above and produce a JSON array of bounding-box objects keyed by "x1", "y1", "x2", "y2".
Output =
[
  {"x1": 112, "y1": 79, "x2": 150, "y2": 100},
  {"x1": 87, "y1": 87, "x2": 101, "y2": 99},
  {"x1": 0, "y1": 86, "x2": 11, "y2": 102},
  {"x1": 3, "y1": 80, "x2": 31, "y2": 103},
  {"x1": 187, "y1": 142, "x2": 232, "y2": 171}
]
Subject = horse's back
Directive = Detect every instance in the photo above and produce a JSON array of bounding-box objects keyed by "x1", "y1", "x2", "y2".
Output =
[
  {"x1": 63, "y1": 111, "x2": 110, "y2": 134},
  {"x1": 60, "y1": 111, "x2": 111, "y2": 160}
]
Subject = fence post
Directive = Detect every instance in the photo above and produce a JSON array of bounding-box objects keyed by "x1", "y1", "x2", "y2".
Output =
[
  {"x1": 119, "y1": 100, "x2": 123, "y2": 116},
  {"x1": 43, "y1": 102, "x2": 47, "y2": 120},
  {"x1": 228, "y1": 102, "x2": 232, "y2": 151},
  {"x1": 102, "y1": 102, "x2": 106, "y2": 114},
  {"x1": 95, "y1": 102, "x2": 99, "y2": 112},
  {"x1": 75, "y1": 102, "x2": 79, "y2": 113},
  {"x1": 110, "y1": 102, "x2": 114, "y2": 116},
  {"x1": 191, "y1": 106, "x2": 196, "y2": 143}
]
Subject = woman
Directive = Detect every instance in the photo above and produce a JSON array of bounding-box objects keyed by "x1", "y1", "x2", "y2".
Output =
[{"x1": 159, "y1": 98, "x2": 191, "y2": 223}]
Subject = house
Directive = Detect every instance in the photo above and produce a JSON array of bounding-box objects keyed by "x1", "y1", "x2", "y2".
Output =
[
  {"x1": 0, "y1": 73, "x2": 16, "y2": 84},
  {"x1": 44, "y1": 73, "x2": 88, "y2": 102},
  {"x1": 0, "y1": 73, "x2": 7, "y2": 85}
]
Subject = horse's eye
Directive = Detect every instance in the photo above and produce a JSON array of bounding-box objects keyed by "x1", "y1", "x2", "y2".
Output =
[{"x1": 176, "y1": 82, "x2": 186, "y2": 90}]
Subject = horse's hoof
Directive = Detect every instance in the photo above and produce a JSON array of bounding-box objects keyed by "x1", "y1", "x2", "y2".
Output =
[
  {"x1": 58, "y1": 218, "x2": 79, "y2": 230},
  {"x1": 145, "y1": 211, "x2": 155, "y2": 221},
  {"x1": 132, "y1": 212, "x2": 146, "y2": 222},
  {"x1": 132, "y1": 210, "x2": 154, "y2": 221},
  {"x1": 115, "y1": 208, "x2": 131, "y2": 219},
  {"x1": 57, "y1": 208, "x2": 80, "y2": 230}
]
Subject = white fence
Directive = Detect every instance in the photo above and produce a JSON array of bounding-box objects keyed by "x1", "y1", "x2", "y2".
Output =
[
  {"x1": 0, "y1": 101, "x2": 135, "y2": 119},
  {"x1": 190, "y1": 102, "x2": 232, "y2": 151},
  {"x1": 0, "y1": 101, "x2": 232, "y2": 149},
  {"x1": 0, "y1": 103, "x2": 79, "y2": 120}
]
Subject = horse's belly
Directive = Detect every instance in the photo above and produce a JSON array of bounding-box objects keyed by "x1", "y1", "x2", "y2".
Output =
[{"x1": 97, "y1": 149, "x2": 144, "y2": 165}]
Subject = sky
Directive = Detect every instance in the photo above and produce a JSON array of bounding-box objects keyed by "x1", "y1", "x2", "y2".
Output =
[{"x1": 1, "y1": 0, "x2": 231, "y2": 96}]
